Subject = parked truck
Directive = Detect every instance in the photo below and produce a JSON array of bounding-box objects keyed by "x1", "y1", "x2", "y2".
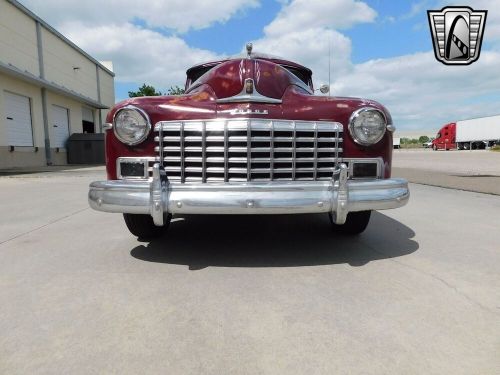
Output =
[{"x1": 432, "y1": 115, "x2": 500, "y2": 150}]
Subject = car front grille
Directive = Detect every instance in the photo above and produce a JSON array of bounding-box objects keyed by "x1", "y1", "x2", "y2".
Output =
[{"x1": 153, "y1": 119, "x2": 343, "y2": 183}]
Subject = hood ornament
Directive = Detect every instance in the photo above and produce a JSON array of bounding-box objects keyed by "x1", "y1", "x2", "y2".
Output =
[{"x1": 246, "y1": 43, "x2": 253, "y2": 58}]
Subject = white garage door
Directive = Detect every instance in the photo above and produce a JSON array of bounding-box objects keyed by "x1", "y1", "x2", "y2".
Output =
[
  {"x1": 51, "y1": 105, "x2": 70, "y2": 148},
  {"x1": 4, "y1": 92, "x2": 34, "y2": 147}
]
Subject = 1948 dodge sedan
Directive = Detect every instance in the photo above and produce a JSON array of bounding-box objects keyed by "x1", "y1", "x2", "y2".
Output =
[{"x1": 88, "y1": 44, "x2": 409, "y2": 238}]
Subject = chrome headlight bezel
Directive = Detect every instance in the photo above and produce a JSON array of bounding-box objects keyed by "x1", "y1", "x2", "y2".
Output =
[
  {"x1": 348, "y1": 107, "x2": 388, "y2": 146},
  {"x1": 113, "y1": 105, "x2": 151, "y2": 146}
]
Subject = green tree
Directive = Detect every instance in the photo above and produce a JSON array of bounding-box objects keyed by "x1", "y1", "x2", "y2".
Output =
[
  {"x1": 167, "y1": 86, "x2": 185, "y2": 95},
  {"x1": 419, "y1": 135, "x2": 430, "y2": 143},
  {"x1": 128, "y1": 84, "x2": 163, "y2": 97}
]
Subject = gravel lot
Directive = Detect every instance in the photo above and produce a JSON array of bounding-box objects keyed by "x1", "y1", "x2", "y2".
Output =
[{"x1": 0, "y1": 163, "x2": 499, "y2": 374}]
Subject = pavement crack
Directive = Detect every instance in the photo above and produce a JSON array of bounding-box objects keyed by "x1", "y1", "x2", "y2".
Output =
[
  {"x1": 360, "y1": 239, "x2": 498, "y2": 316},
  {"x1": 0, "y1": 207, "x2": 89, "y2": 246}
]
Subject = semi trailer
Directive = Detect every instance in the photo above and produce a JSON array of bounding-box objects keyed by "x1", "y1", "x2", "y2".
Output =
[{"x1": 432, "y1": 115, "x2": 500, "y2": 150}]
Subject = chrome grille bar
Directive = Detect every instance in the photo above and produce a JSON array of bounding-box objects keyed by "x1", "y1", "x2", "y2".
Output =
[
  {"x1": 180, "y1": 124, "x2": 185, "y2": 183},
  {"x1": 246, "y1": 119, "x2": 251, "y2": 182},
  {"x1": 154, "y1": 119, "x2": 343, "y2": 183},
  {"x1": 224, "y1": 122, "x2": 228, "y2": 182}
]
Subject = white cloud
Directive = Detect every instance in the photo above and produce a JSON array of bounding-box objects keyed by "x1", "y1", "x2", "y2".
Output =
[
  {"x1": 60, "y1": 22, "x2": 222, "y2": 89},
  {"x1": 252, "y1": 0, "x2": 500, "y2": 131},
  {"x1": 20, "y1": 0, "x2": 259, "y2": 33},
  {"x1": 264, "y1": 0, "x2": 377, "y2": 36},
  {"x1": 251, "y1": 0, "x2": 377, "y2": 89},
  {"x1": 332, "y1": 51, "x2": 500, "y2": 130},
  {"x1": 400, "y1": 0, "x2": 431, "y2": 20},
  {"x1": 252, "y1": 27, "x2": 352, "y2": 83}
]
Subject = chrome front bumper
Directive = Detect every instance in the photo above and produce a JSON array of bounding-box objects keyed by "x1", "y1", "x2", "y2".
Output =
[{"x1": 88, "y1": 163, "x2": 409, "y2": 226}]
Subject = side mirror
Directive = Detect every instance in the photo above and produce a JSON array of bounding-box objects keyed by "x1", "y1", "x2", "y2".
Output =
[{"x1": 319, "y1": 84, "x2": 330, "y2": 94}]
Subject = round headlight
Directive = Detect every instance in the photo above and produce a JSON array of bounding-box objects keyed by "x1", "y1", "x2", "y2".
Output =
[
  {"x1": 113, "y1": 106, "x2": 151, "y2": 145},
  {"x1": 348, "y1": 107, "x2": 387, "y2": 146}
]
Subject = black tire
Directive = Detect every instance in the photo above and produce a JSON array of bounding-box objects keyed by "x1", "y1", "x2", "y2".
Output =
[
  {"x1": 432, "y1": 144, "x2": 437, "y2": 151},
  {"x1": 328, "y1": 210, "x2": 371, "y2": 235},
  {"x1": 123, "y1": 213, "x2": 171, "y2": 238}
]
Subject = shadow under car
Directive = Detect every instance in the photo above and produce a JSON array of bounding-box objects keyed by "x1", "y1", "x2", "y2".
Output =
[{"x1": 130, "y1": 211, "x2": 418, "y2": 270}]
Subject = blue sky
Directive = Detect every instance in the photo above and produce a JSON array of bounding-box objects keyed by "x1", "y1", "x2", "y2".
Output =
[
  {"x1": 21, "y1": 0, "x2": 500, "y2": 132},
  {"x1": 181, "y1": 0, "x2": 431, "y2": 62},
  {"x1": 115, "y1": 0, "x2": 436, "y2": 99}
]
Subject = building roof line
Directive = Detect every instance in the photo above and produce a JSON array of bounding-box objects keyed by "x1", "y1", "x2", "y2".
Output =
[
  {"x1": 7, "y1": 0, "x2": 115, "y2": 77},
  {"x1": 0, "y1": 61, "x2": 109, "y2": 109}
]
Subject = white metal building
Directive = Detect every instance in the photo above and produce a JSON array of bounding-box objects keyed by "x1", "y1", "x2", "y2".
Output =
[{"x1": 0, "y1": 0, "x2": 115, "y2": 168}]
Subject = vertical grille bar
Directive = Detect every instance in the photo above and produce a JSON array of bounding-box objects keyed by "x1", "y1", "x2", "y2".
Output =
[
  {"x1": 158, "y1": 122, "x2": 163, "y2": 166},
  {"x1": 313, "y1": 122, "x2": 318, "y2": 180},
  {"x1": 202, "y1": 121, "x2": 207, "y2": 183},
  {"x1": 180, "y1": 122, "x2": 185, "y2": 183},
  {"x1": 246, "y1": 119, "x2": 251, "y2": 181},
  {"x1": 224, "y1": 120, "x2": 228, "y2": 182},
  {"x1": 270, "y1": 121, "x2": 274, "y2": 181},
  {"x1": 292, "y1": 121, "x2": 296, "y2": 181},
  {"x1": 334, "y1": 126, "x2": 339, "y2": 170}
]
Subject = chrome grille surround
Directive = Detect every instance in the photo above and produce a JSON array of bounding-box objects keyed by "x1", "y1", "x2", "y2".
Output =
[{"x1": 153, "y1": 119, "x2": 343, "y2": 183}]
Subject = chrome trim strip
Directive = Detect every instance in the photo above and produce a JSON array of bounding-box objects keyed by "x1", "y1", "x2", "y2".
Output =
[
  {"x1": 180, "y1": 123, "x2": 185, "y2": 183},
  {"x1": 270, "y1": 122, "x2": 274, "y2": 181},
  {"x1": 313, "y1": 122, "x2": 318, "y2": 181},
  {"x1": 246, "y1": 119, "x2": 251, "y2": 181},
  {"x1": 224, "y1": 121, "x2": 229, "y2": 182},
  {"x1": 202, "y1": 121, "x2": 207, "y2": 183},
  {"x1": 103, "y1": 122, "x2": 112, "y2": 130},
  {"x1": 158, "y1": 120, "x2": 164, "y2": 167},
  {"x1": 216, "y1": 79, "x2": 282, "y2": 104}
]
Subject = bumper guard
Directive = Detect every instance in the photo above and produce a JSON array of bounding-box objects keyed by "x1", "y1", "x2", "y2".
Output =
[{"x1": 88, "y1": 163, "x2": 409, "y2": 226}]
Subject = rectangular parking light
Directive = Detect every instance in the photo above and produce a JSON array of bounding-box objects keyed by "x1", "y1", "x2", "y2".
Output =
[{"x1": 352, "y1": 162, "x2": 378, "y2": 178}]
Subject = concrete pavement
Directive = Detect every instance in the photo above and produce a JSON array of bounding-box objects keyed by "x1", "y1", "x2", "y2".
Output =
[
  {"x1": 0, "y1": 169, "x2": 499, "y2": 374},
  {"x1": 392, "y1": 149, "x2": 500, "y2": 195}
]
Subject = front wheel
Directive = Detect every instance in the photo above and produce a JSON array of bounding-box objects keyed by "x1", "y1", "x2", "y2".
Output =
[
  {"x1": 328, "y1": 210, "x2": 371, "y2": 235},
  {"x1": 123, "y1": 213, "x2": 171, "y2": 238},
  {"x1": 432, "y1": 144, "x2": 437, "y2": 151}
]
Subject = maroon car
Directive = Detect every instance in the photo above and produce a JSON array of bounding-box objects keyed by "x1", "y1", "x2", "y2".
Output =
[{"x1": 89, "y1": 44, "x2": 409, "y2": 238}]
